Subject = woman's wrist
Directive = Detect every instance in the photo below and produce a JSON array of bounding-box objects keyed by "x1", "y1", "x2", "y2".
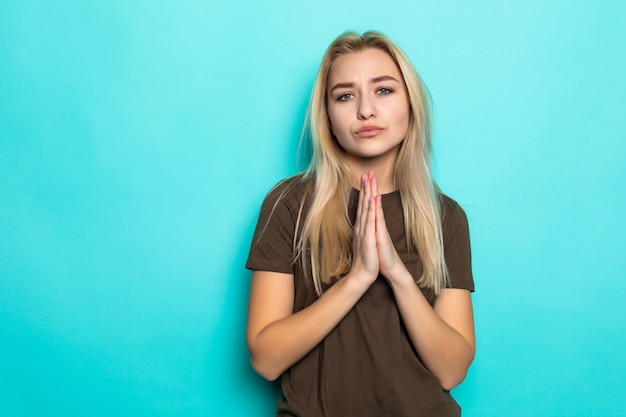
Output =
[
  {"x1": 385, "y1": 266, "x2": 415, "y2": 291},
  {"x1": 343, "y1": 269, "x2": 376, "y2": 295}
]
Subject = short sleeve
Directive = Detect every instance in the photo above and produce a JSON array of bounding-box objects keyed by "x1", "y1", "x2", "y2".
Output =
[
  {"x1": 442, "y1": 197, "x2": 474, "y2": 292},
  {"x1": 245, "y1": 179, "x2": 302, "y2": 274}
]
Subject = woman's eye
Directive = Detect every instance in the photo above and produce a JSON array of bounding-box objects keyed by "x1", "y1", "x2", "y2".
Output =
[
  {"x1": 377, "y1": 87, "x2": 392, "y2": 95},
  {"x1": 337, "y1": 93, "x2": 354, "y2": 101}
]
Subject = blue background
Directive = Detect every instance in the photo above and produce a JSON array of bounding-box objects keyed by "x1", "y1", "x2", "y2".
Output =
[{"x1": 1, "y1": 1, "x2": 624, "y2": 416}]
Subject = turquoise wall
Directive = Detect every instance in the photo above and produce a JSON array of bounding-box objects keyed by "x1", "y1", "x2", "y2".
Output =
[{"x1": 1, "y1": 1, "x2": 624, "y2": 415}]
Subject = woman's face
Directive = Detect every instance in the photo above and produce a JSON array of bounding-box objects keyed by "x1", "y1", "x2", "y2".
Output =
[{"x1": 326, "y1": 48, "x2": 410, "y2": 167}]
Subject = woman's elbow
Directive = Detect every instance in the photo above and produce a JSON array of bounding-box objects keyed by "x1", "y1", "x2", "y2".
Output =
[
  {"x1": 439, "y1": 369, "x2": 467, "y2": 391},
  {"x1": 438, "y1": 356, "x2": 473, "y2": 390},
  {"x1": 250, "y1": 355, "x2": 282, "y2": 381},
  {"x1": 440, "y1": 343, "x2": 475, "y2": 390},
  {"x1": 247, "y1": 337, "x2": 283, "y2": 381}
]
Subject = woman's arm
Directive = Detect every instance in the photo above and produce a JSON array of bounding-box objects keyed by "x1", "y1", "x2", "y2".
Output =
[
  {"x1": 373, "y1": 189, "x2": 475, "y2": 390},
  {"x1": 388, "y1": 279, "x2": 475, "y2": 390},
  {"x1": 246, "y1": 269, "x2": 370, "y2": 381},
  {"x1": 246, "y1": 174, "x2": 381, "y2": 381}
]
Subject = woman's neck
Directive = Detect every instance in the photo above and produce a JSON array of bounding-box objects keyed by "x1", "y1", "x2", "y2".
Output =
[{"x1": 346, "y1": 156, "x2": 397, "y2": 194}]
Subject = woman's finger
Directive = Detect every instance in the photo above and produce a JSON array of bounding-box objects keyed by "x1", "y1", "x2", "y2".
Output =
[
  {"x1": 359, "y1": 174, "x2": 371, "y2": 233},
  {"x1": 369, "y1": 170, "x2": 378, "y2": 198},
  {"x1": 375, "y1": 194, "x2": 405, "y2": 280},
  {"x1": 354, "y1": 174, "x2": 365, "y2": 236}
]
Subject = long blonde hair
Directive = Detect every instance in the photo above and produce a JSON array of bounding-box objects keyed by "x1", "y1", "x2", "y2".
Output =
[{"x1": 296, "y1": 31, "x2": 448, "y2": 296}]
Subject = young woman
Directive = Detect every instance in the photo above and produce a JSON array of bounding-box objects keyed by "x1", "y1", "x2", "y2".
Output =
[{"x1": 246, "y1": 31, "x2": 475, "y2": 417}]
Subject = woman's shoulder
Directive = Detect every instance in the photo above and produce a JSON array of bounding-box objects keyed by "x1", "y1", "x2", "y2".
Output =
[
  {"x1": 439, "y1": 193, "x2": 469, "y2": 229},
  {"x1": 439, "y1": 193, "x2": 461, "y2": 211},
  {"x1": 261, "y1": 173, "x2": 312, "y2": 210}
]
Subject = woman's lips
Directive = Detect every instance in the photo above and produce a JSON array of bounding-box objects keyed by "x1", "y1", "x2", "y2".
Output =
[{"x1": 355, "y1": 126, "x2": 385, "y2": 138}]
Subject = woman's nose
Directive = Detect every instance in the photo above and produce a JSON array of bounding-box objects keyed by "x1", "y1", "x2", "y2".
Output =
[{"x1": 357, "y1": 96, "x2": 376, "y2": 120}]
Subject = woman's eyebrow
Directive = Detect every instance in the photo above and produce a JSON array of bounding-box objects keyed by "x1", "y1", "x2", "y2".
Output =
[
  {"x1": 330, "y1": 75, "x2": 400, "y2": 93},
  {"x1": 330, "y1": 82, "x2": 354, "y2": 93},
  {"x1": 371, "y1": 75, "x2": 399, "y2": 83}
]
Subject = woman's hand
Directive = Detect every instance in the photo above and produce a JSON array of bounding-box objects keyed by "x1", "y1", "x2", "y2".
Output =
[
  {"x1": 349, "y1": 170, "x2": 411, "y2": 287},
  {"x1": 372, "y1": 185, "x2": 411, "y2": 286},
  {"x1": 349, "y1": 171, "x2": 380, "y2": 288},
  {"x1": 361, "y1": 171, "x2": 411, "y2": 286}
]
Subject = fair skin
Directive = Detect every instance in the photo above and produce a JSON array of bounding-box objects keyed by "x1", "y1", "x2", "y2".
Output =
[
  {"x1": 327, "y1": 48, "x2": 409, "y2": 193},
  {"x1": 247, "y1": 48, "x2": 475, "y2": 390}
]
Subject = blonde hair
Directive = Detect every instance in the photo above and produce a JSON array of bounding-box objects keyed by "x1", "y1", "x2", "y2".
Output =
[{"x1": 296, "y1": 31, "x2": 448, "y2": 296}]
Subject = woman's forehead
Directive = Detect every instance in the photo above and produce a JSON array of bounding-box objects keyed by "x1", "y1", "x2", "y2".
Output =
[{"x1": 328, "y1": 49, "x2": 402, "y2": 85}]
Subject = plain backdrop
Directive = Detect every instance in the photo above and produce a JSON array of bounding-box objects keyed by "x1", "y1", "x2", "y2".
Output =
[{"x1": 1, "y1": 1, "x2": 625, "y2": 416}]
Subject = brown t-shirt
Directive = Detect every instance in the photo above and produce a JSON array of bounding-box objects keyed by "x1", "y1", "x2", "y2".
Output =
[{"x1": 246, "y1": 176, "x2": 474, "y2": 417}]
